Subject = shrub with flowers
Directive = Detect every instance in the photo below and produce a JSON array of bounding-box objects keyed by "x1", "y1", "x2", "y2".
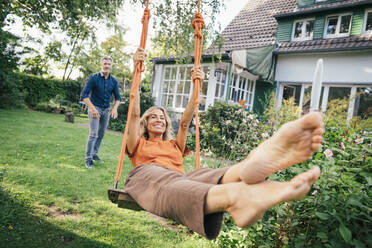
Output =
[
  {"x1": 198, "y1": 101, "x2": 273, "y2": 161},
  {"x1": 209, "y1": 100, "x2": 371, "y2": 247}
]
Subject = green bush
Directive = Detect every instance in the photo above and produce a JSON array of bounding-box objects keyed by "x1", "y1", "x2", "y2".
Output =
[
  {"x1": 108, "y1": 90, "x2": 155, "y2": 132},
  {"x1": 34, "y1": 102, "x2": 53, "y2": 113},
  {"x1": 263, "y1": 93, "x2": 302, "y2": 125},
  {"x1": 0, "y1": 71, "x2": 27, "y2": 109},
  {"x1": 17, "y1": 73, "x2": 82, "y2": 107},
  {"x1": 199, "y1": 101, "x2": 273, "y2": 161},
  {"x1": 0, "y1": 72, "x2": 82, "y2": 109}
]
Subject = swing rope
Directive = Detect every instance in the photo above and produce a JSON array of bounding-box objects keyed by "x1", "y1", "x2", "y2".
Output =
[
  {"x1": 113, "y1": 0, "x2": 204, "y2": 188},
  {"x1": 192, "y1": 0, "x2": 204, "y2": 170},
  {"x1": 114, "y1": 0, "x2": 150, "y2": 188}
]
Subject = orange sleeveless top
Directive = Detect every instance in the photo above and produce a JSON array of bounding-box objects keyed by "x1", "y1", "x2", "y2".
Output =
[{"x1": 127, "y1": 137, "x2": 190, "y2": 173}]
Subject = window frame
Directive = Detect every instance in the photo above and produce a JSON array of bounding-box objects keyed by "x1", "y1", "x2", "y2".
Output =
[
  {"x1": 324, "y1": 13, "x2": 353, "y2": 38},
  {"x1": 214, "y1": 68, "x2": 227, "y2": 102},
  {"x1": 160, "y1": 64, "x2": 210, "y2": 112},
  {"x1": 292, "y1": 18, "x2": 315, "y2": 41},
  {"x1": 228, "y1": 72, "x2": 256, "y2": 111},
  {"x1": 362, "y1": 8, "x2": 372, "y2": 34}
]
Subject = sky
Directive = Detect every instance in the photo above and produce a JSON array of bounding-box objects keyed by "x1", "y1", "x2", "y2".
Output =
[
  {"x1": 102, "y1": 0, "x2": 248, "y2": 49},
  {"x1": 7, "y1": 0, "x2": 249, "y2": 78}
]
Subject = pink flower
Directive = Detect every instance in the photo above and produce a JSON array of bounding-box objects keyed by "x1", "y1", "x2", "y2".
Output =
[
  {"x1": 355, "y1": 137, "x2": 364, "y2": 144},
  {"x1": 323, "y1": 149, "x2": 333, "y2": 158},
  {"x1": 339, "y1": 141, "x2": 345, "y2": 150}
]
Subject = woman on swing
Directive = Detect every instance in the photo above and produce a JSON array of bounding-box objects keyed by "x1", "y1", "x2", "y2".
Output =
[{"x1": 124, "y1": 48, "x2": 324, "y2": 239}]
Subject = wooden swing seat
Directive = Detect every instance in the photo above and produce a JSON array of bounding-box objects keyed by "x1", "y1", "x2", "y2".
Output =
[{"x1": 108, "y1": 188, "x2": 143, "y2": 211}]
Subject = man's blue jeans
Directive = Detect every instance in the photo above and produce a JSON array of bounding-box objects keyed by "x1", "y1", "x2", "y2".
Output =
[{"x1": 85, "y1": 106, "x2": 110, "y2": 161}]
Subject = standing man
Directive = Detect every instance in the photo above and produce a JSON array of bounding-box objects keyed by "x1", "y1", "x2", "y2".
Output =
[{"x1": 80, "y1": 56, "x2": 121, "y2": 168}]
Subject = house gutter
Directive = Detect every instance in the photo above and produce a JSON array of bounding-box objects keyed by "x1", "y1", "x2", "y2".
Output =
[
  {"x1": 274, "y1": 0, "x2": 372, "y2": 19},
  {"x1": 274, "y1": 46, "x2": 372, "y2": 54},
  {"x1": 150, "y1": 53, "x2": 230, "y2": 64}
]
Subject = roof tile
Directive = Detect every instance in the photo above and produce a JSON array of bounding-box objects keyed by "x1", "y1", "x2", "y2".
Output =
[{"x1": 206, "y1": 0, "x2": 297, "y2": 54}]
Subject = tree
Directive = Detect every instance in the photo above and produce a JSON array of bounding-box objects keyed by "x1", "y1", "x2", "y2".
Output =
[
  {"x1": 76, "y1": 33, "x2": 132, "y2": 85},
  {"x1": 9, "y1": 0, "x2": 124, "y2": 33},
  {"x1": 4, "y1": 0, "x2": 226, "y2": 81},
  {"x1": 22, "y1": 55, "x2": 49, "y2": 76},
  {"x1": 148, "y1": 0, "x2": 225, "y2": 58}
]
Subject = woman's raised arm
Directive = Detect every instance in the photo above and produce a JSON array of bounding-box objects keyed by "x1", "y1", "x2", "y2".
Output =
[
  {"x1": 126, "y1": 48, "x2": 146, "y2": 154},
  {"x1": 176, "y1": 66, "x2": 205, "y2": 153}
]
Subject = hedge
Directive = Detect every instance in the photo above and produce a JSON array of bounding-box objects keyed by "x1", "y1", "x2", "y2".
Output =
[
  {"x1": 0, "y1": 72, "x2": 82, "y2": 109},
  {"x1": 17, "y1": 73, "x2": 82, "y2": 107}
]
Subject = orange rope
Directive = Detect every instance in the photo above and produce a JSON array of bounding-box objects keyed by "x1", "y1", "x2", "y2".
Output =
[
  {"x1": 114, "y1": 0, "x2": 204, "y2": 186},
  {"x1": 192, "y1": 0, "x2": 204, "y2": 170},
  {"x1": 114, "y1": 0, "x2": 151, "y2": 187}
]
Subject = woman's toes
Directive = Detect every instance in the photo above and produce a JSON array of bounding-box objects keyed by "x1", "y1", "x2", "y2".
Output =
[
  {"x1": 311, "y1": 143, "x2": 321, "y2": 151},
  {"x1": 310, "y1": 166, "x2": 321, "y2": 181},
  {"x1": 312, "y1": 135, "x2": 323, "y2": 143},
  {"x1": 299, "y1": 112, "x2": 322, "y2": 130},
  {"x1": 313, "y1": 127, "x2": 324, "y2": 136}
]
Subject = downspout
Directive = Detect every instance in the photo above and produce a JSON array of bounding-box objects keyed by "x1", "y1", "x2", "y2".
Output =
[
  {"x1": 150, "y1": 60, "x2": 157, "y2": 95},
  {"x1": 225, "y1": 63, "x2": 233, "y2": 102}
]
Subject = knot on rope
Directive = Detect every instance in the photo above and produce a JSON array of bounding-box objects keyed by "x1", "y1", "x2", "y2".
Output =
[
  {"x1": 137, "y1": 62, "x2": 145, "y2": 73},
  {"x1": 192, "y1": 13, "x2": 204, "y2": 38},
  {"x1": 142, "y1": 9, "x2": 151, "y2": 23}
]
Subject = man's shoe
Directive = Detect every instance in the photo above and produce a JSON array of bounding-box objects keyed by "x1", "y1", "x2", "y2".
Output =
[
  {"x1": 85, "y1": 160, "x2": 94, "y2": 168},
  {"x1": 92, "y1": 155, "x2": 104, "y2": 163}
]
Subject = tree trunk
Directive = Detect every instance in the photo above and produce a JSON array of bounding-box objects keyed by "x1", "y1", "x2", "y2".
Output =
[{"x1": 63, "y1": 31, "x2": 81, "y2": 80}]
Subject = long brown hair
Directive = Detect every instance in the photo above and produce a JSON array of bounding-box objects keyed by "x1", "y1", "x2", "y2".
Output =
[{"x1": 140, "y1": 106, "x2": 173, "y2": 140}]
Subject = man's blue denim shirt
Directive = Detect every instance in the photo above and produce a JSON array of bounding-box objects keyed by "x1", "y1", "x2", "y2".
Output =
[{"x1": 80, "y1": 72, "x2": 122, "y2": 108}]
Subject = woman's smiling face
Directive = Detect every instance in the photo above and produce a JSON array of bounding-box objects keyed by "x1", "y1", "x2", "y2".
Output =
[{"x1": 147, "y1": 108, "x2": 167, "y2": 137}]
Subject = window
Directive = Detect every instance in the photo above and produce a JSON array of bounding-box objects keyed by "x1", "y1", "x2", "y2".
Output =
[
  {"x1": 161, "y1": 65, "x2": 210, "y2": 111},
  {"x1": 214, "y1": 68, "x2": 227, "y2": 101},
  {"x1": 292, "y1": 18, "x2": 315, "y2": 41},
  {"x1": 228, "y1": 73, "x2": 255, "y2": 110},
  {"x1": 363, "y1": 9, "x2": 372, "y2": 34},
  {"x1": 278, "y1": 83, "x2": 371, "y2": 120},
  {"x1": 324, "y1": 14, "x2": 352, "y2": 38},
  {"x1": 315, "y1": 0, "x2": 328, "y2": 3}
]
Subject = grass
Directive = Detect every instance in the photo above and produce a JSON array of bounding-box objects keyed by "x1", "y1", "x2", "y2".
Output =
[{"x1": 0, "y1": 109, "x2": 217, "y2": 248}]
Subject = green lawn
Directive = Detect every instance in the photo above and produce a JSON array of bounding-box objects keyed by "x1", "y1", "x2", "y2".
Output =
[{"x1": 0, "y1": 110, "x2": 216, "y2": 248}]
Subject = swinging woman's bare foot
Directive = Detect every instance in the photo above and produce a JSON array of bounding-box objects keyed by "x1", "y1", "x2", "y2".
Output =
[
  {"x1": 228, "y1": 166, "x2": 320, "y2": 228},
  {"x1": 240, "y1": 112, "x2": 323, "y2": 184}
]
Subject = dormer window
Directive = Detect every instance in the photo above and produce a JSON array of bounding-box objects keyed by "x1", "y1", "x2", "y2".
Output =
[
  {"x1": 292, "y1": 18, "x2": 315, "y2": 41},
  {"x1": 324, "y1": 14, "x2": 352, "y2": 38},
  {"x1": 363, "y1": 9, "x2": 372, "y2": 34}
]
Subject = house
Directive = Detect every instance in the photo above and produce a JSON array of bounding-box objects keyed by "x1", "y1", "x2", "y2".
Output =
[
  {"x1": 150, "y1": 0, "x2": 372, "y2": 121},
  {"x1": 274, "y1": 0, "x2": 372, "y2": 121}
]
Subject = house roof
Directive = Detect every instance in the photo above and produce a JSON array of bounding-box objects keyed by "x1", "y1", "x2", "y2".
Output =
[
  {"x1": 275, "y1": 35, "x2": 372, "y2": 54},
  {"x1": 275, "y1": 0, "x2": 372, "y2": 18},
  {"x1": 205, "y1": 0, "x2": 297, "y2": 54},
  {"x1": 153, "y1": 0, "x2": 372, "y2": 61}
]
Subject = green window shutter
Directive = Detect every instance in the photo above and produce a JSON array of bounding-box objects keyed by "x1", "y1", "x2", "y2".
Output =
[
  {"x1": 351, "y1": 8, "x2": 365, "y2": 35},
  {"x1": 313, "y1": 16, "x2": 326, "y2": 39},
  {"x1": 298, "y1": 0, "x2": 315, "y2": 8},
  {"x1": 276, "y1": 20, "x2": 293, "y2": 43}
]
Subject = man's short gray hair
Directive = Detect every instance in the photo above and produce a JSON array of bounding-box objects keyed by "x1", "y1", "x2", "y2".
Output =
[{"x1": 101, "y1": 56, "x2": 113, "y2": 63}]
